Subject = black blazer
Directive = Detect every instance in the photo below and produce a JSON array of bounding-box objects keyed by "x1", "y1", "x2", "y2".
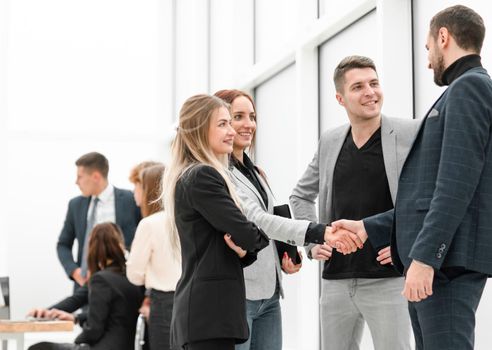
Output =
[
  {"x1": 74, "y1": 268, "x2": 144, "y2": 350},
  {"x1": 170, "y1": 165, "x2": 269, "y2": 348},
  {"x1": 365, "y1": 67, "x2": 492, "y2": 275},
  {"x1": 57, "y1": 187, "x2": 141, "y2": 278}
]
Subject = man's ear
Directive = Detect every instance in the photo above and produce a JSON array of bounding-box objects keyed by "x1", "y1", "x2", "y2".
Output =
[
  {"x1": 437, "y1": 27, "x2": 450, "y2": 49},
  {"x1": 336, "y1": 92, "x2": 345, "y2": 106},
  {"x1": 91, "y1": 171, "x2": 102, "y2": 182}
]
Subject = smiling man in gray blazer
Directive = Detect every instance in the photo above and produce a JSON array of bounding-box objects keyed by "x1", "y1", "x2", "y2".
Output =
[
  {"x1": 332, "y1": 6, "x2": 492, "y2": 350},
  {"x1": 290, "y1": 55, "x2": 420, "y2": 350}
]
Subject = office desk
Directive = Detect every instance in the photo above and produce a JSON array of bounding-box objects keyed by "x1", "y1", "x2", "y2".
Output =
[{"x1": 0, "y1": 320, "x2": 73, "y2": 350}]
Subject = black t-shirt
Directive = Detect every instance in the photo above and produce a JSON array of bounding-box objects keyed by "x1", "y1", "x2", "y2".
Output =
[{"x1": 323, "y1": 127, "x2": 400, "y2": 279}]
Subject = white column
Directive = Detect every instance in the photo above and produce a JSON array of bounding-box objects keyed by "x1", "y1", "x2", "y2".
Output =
[
  {"x1": 292, "y1": 45, "x2": 320, "y2": 350},
  {"x1": 376, "y1": 0, "x2": 414, "y2": 119},
  {"x1": 174, "y1": 0, "x2": 210, "y2": 111},
  {"x1": 0, "y1": 0, "x2": 9, "y2": 277}
]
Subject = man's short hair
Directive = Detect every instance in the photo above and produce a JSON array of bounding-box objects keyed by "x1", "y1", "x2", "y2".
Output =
[
  {"x1": 333, "y1": 55, "x2": 377, "y2": 93},
  {"x1": 75, "y1": 152, "x2": 109, "y2": 179},
  {"x1": 430, "y1": 5, "x2": 485, "y2": 54}
]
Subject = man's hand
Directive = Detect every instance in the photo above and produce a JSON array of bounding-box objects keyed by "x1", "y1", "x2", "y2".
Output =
[
  {"x1": 224, "y1": 234, "x2": 247, "y2": 258},
  {"x1": 71, "y1": 268, "x2": 87, "y2": 286},
  {"x1": 331, "y1": 219, "x2": 369, "y2": 245},
  {"x1": 282, "y1": 251, "x2": 302, "y2": 274},
  {"x1": 376, "y1": 246, "x2": 392, "y2": 265},
  {"x1": 324, "y1": 225, "x2": 363, "y2": 254},
  {"x1": 402, "y1": 260, "x2": 434, "y2": 302},
  {"x1": 310, "y1": 244, "x2": 332, "y2": 261}
]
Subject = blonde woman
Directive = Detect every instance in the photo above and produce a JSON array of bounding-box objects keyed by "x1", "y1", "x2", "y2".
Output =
[
  {"x1": 127, "y1": 164, "x2": 181, "y2": 350},
  {"x1": 163, "y1": 94, "x2": 269, "y2": 350}
]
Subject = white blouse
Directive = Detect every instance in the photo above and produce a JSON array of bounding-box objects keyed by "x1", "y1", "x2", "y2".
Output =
[{"x1": 126, "y1": 211, "x2": 181, "y2": 291}]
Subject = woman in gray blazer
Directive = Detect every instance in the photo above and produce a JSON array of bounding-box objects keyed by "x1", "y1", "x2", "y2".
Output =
[{"x1": 214, "y1": 90, "x2": 358, "y2": 350}]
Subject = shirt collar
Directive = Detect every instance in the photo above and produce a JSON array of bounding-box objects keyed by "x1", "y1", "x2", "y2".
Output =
[
  {"x1": 230, "y1": 152, "x2": 255, "y2": 172},
  {"x1": 441, "y1": 54, "x2": 482, "y2": 85},
  {"x1": 94, "y1": 184, "x2": 114, "y2": 203}
]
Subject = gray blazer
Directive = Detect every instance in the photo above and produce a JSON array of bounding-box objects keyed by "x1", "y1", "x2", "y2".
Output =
[
  {"x1": 290, "y1": 115, "x2": 421, "y2": 255},
  {"x1": 230, "y1": 166, "x2": 310, "y2": 300}
]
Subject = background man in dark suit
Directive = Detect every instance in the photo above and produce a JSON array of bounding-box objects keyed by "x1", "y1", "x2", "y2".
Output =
[
  {"x1": 332, "y1": 5, "x2": 492, "y2": 349},
  {"x1": 57, "y1": 152, "x2": 141, "y2": 288}
]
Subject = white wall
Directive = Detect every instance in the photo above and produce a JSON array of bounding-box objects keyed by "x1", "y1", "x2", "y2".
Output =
[
  {"x1": 2, "y1": 0, "x2": 174, "y2": 319},
  {"x1": 0, "y1": 0, "x2": 9, "y2": 278}
]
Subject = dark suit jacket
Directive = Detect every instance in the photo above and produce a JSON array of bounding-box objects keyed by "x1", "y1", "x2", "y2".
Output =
[
  {"x1": 74, "y1": 268, "x2": 144, "y2": 350},
  {"x1": 170, "y1": 165, "x2": 269, "y2": 348},
  {"x1": 365, "y1": 67, "x2": 492, "y2": 275},
  {"x1": 57, "y1": 187, "x2": 141, "y2": 278}
]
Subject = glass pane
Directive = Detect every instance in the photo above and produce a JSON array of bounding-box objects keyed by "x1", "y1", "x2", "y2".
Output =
[
  {"x1": 255, "y1": 0, "x2": 317, "y2": 63},
  {"x1": 318, "y1": 11, "x2": 377, "y2": 133},
  {"x1": 319, "y1": 0, "x2": 366, "y2": 21},
  {"x1": 210, "y1": 0, "x2": 254, "y2": 92},
  {"x1": 254, "y1": 63, "x2": 305, "y2": 350}
]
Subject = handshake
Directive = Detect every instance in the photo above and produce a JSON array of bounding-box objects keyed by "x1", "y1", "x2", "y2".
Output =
[{"x1": 323, "y1": 219, "x2": 369, "y2": 255}]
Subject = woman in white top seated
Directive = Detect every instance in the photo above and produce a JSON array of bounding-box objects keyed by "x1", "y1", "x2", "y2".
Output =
[{"x1": 127, "y1": 164, "x2": 182, "y2": 350}]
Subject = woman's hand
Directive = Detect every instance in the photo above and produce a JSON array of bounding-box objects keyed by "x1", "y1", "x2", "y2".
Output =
[
  {"x1": 139, "y1": 296, "x2": 151, "y2": 320},
  {"x1": 47, "y1": 309, "x2": 76, "y2": 322},
  {"x1": 282, "y1": 251, "x2": 302, "y2": 274},
  {"x1": 224, "y1": 233, "x2": 247, "y2": 258}
]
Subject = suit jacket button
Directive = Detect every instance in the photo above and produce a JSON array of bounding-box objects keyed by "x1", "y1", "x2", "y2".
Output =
[
  {"x1": 436, "y1": 253, "x2": 442, "y2": 258},
  {"x1": 291, "y1": 240, "x2": 296, "y2": 245},
  {"x1": 287, "y1": 240, "x2": 291, "y2": 244},
  {"x1": 440, "y1": 243, "x2": 446, "y2": 249}
]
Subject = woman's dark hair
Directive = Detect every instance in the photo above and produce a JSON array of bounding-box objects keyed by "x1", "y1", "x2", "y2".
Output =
[
  {"x1": 87, "y1": 222, "x2": 126, "y2": 275},
  {"x1": 214, "y1": 89, "x2": 257, "y2": 159}
]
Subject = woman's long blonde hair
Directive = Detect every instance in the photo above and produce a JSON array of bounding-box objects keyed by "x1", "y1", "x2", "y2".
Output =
[{"x1": 162, "y1": 94, "x2": 242, "y2": 259}]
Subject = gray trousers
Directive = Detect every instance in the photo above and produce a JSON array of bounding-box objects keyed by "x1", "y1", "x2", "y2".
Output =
[{"x1": 320, "y1": 277, "x2": 411, "y2": 350}]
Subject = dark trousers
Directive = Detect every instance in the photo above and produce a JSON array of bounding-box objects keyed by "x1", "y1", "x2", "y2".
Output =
[
  {"x1": 149, "y1": 289, "x2": 174, "y2": 350},
  {"x1": 183, "y1": 339, "x2": 235, "y2": 350},
  {"x1": 408, "y1": 269, "x2": 487, "y2": 350}
]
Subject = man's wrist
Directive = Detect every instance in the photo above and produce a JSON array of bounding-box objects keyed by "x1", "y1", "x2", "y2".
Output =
[{"x1": 413, "y1": 259, "x2": 433, "y2": 269}]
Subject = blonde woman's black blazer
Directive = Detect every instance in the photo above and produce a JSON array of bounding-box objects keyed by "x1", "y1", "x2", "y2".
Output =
[{"x1": 171, "y1": 165, "x2": 269, "y2": 348}]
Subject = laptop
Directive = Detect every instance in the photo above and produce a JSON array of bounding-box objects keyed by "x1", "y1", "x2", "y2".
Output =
[{"x1": 0, "y1": 277, "x2": 9, "y2": 320}]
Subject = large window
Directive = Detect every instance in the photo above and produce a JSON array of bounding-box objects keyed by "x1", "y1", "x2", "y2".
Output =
[
  {"x1": 254, "y1": 0, "x2": 317, "y2": 63},
  {"x1": 318, "y1": 11, "x2": 377, "y2": 132}
]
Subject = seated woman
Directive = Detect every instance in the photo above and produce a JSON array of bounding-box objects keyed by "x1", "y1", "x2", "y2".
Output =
[{"x1": 29, "y1": 222, "x2": 144, "y2": 350}]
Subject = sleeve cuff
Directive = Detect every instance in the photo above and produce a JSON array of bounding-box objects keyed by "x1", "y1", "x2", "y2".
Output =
[{"x1": 304, "y1": 223, "x2": 325, "y2": 245}]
